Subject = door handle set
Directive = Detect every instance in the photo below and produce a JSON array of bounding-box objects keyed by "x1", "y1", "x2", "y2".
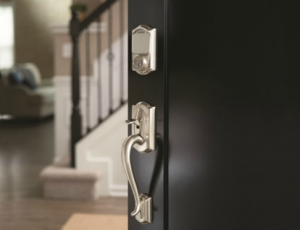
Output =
[{"x1": 121, "y1": 101, "x2": 156, "y2": 224}]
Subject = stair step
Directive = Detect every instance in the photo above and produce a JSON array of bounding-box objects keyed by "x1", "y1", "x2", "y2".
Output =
[{"x1": 40, "y1": 165, "x2": 101, "y2": 200}]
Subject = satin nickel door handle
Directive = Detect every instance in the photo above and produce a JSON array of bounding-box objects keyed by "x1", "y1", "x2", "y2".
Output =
[
  {"x1": 121, "y1": 134, "x2": 144, "y2": 216},
  {"x1": 121, "y1": 102, "x2": 156, "y2": 224}
]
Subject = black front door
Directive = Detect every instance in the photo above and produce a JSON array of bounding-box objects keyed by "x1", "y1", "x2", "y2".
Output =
[
  {"x1": 128, "y1": 0, "x2": 167, "y2": 230},
  {"x1": 128, "y1": 1, "x2": 300, "y2": 230}
]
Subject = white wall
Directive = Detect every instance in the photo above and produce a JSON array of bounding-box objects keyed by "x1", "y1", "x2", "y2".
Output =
[{"x1": 76, "y1": 104, "x2": 128, "y2": 197}]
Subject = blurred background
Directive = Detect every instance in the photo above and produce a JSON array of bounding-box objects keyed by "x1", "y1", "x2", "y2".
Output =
[{"x1": 0, "y1": 0, "x2": 128, "y2": 229}]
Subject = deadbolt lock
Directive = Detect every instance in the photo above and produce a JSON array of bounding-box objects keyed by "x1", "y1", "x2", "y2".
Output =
[{"x1": 132, "y1": 25, "x2": 156, "y2": 75}]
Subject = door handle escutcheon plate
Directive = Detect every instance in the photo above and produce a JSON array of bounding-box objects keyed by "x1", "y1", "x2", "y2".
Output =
[{"x1": 130, "y1": 102, "x2": 156, "y2": 153}]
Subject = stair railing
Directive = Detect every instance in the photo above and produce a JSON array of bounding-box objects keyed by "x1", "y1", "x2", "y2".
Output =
[{"x1": 69, "y1": 0, "x2": 126, "y2": 167}]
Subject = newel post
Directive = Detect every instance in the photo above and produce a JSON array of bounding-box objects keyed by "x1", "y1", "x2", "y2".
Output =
[{"x1": 70, "y1": 11, "x2": 82, "y2": 168}]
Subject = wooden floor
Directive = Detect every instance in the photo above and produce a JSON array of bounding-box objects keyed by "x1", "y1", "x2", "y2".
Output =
[{"x1": 0, "y1": 118, "x2": 127, "y2": 230}]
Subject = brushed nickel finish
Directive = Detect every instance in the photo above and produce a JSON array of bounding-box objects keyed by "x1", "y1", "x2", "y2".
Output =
[
  {"x1": 132, "y1": 25, "x2": 156, "y2": 75},
  {"x1": 135, "y1": 194, "x2": 152, "y2": 224},
  {"x1": 121, "y1": 101, "x2": 156, "y2": 224},
  {"x1": 131, "y1": 102, "x2": 156, "y2": 152},
  {"x1": 121, "y1": 134, "x2": 144, "y2": 216}
]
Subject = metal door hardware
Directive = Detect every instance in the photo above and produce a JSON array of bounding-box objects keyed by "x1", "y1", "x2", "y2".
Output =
[
  {"x1": 132, "y1": 25, "x2": 156, "y2": 75},
  {"x1": 121, "y1": 102, "x2": 156, "y2": 224}
]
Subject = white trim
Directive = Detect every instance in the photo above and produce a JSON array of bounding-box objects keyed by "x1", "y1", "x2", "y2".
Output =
[
  {"x1": 75, "y1": 104, "x2": 128, "y2": 197},
  {"x1": 109, "y1": 185, "x2": 128, "y2": 197},
  {"x1": 110, "y1": 191, "x2": 128, "y2": 197},
  {"x1": 86, "y1": 153, "x2": 127, "y2": 197},
  {"x1": 110, "y1": 184, "x2": 127, "y2": 190}
]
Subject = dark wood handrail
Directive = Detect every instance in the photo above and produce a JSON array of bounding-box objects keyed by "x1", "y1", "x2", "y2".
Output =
[{"x1": 80, "y1": 0, "x2": 118, "y2": 33}]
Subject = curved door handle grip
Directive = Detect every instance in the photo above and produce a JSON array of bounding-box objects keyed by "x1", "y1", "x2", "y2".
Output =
[
  {"x1": 121, "y1": 101, "x2": 155, "y2": 224},
  {"x1": 121, "y1": 134, "x2": 144, "y2": 216}
]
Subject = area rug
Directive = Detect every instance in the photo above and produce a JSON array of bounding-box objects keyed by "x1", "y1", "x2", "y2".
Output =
[{"x1": 61, "y1": 213, "x2": 127, "y2": 230}]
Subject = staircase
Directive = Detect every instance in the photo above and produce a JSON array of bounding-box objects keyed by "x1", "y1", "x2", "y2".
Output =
[
  {"x1": 70, "y1": 0, "x2": 127, "y2": 167},
  {"x1": 41, "y1": 0, "x2": 128, "y2": 200}
]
